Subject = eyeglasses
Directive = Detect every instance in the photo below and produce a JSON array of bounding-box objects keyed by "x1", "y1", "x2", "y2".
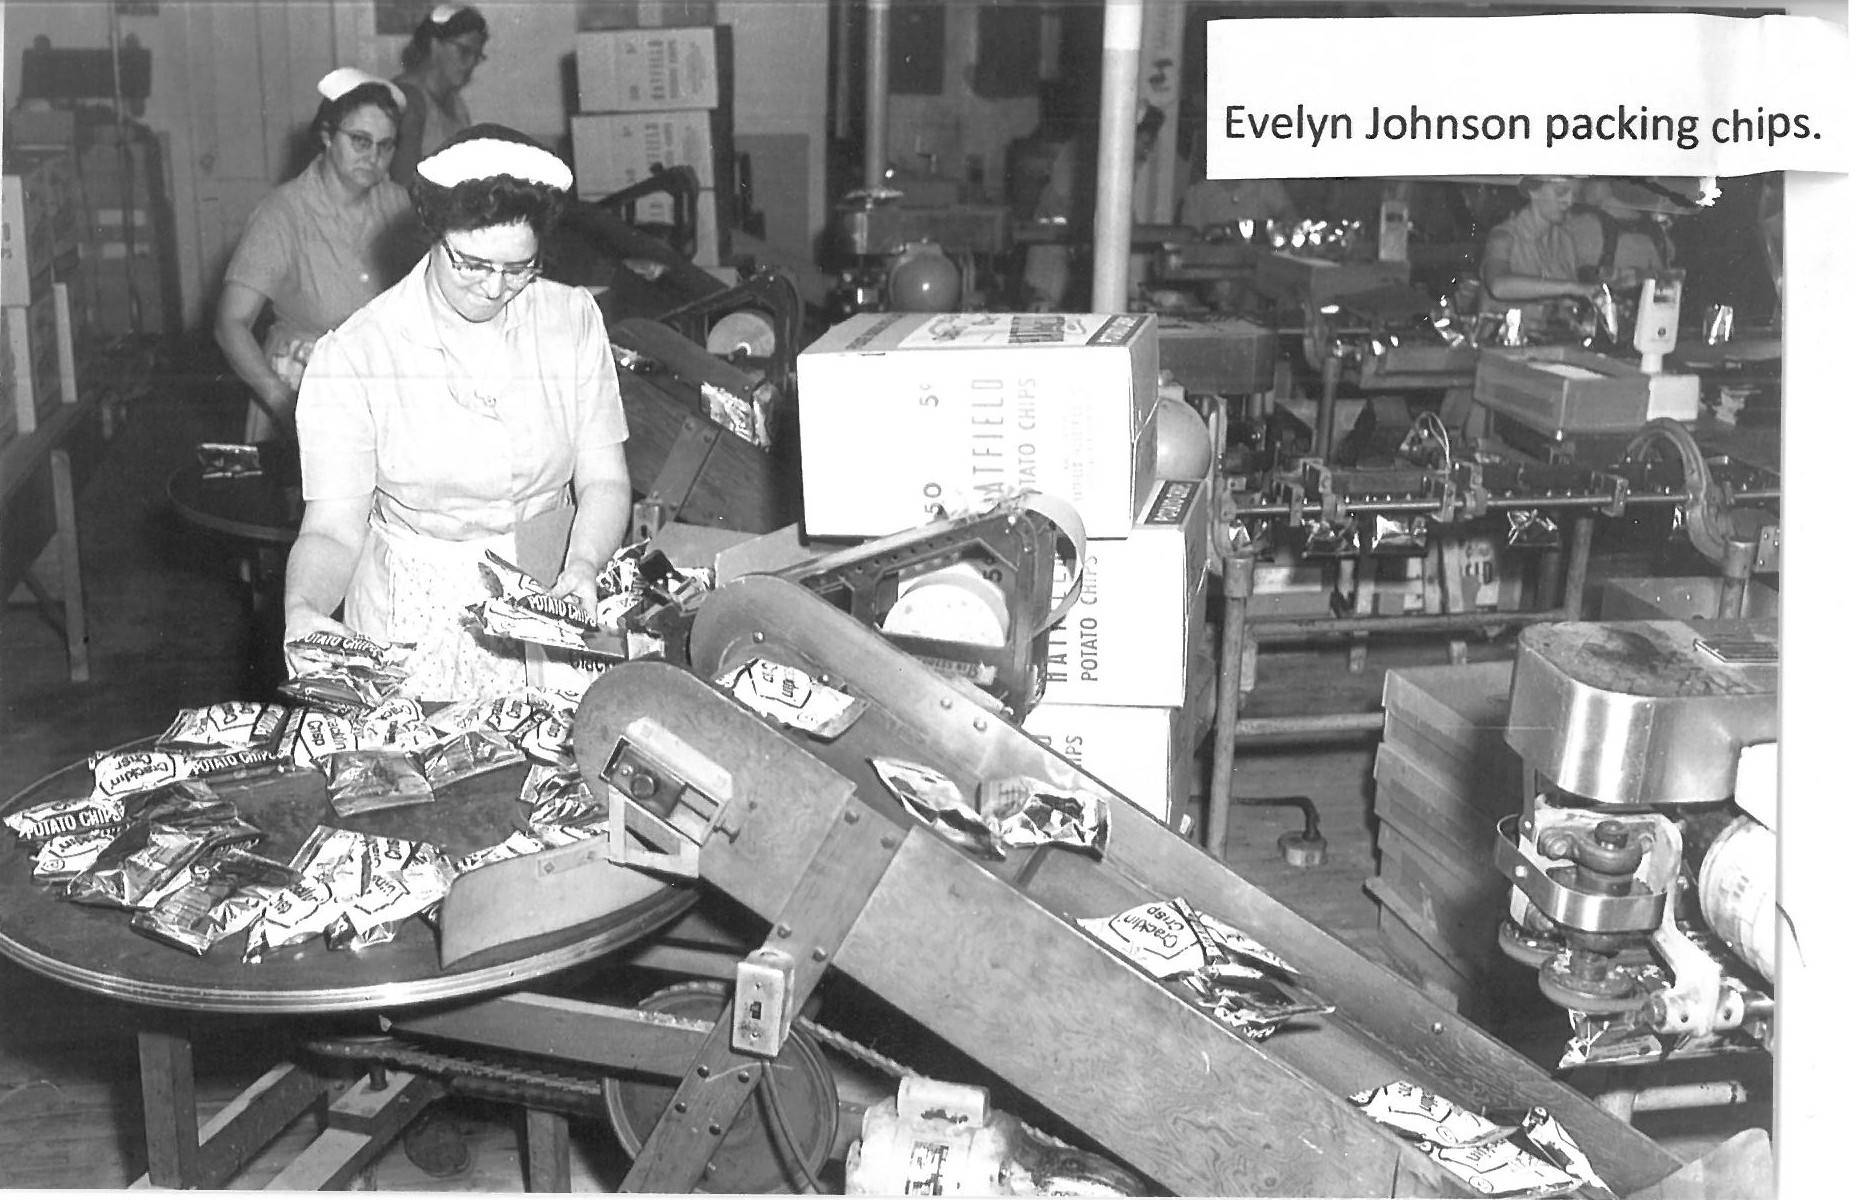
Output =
[
  {"x1": 336, "y1": 128, "x2": 397, "y2": 157},
  {"x1": 440, "y1": 239, "x2": 542, "y2": 287},
  {"x1": 444, "y1": 39, "x2": 487, "y2": 66}
]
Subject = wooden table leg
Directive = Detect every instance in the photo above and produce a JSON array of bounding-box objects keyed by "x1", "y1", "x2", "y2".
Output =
[
  {"x1": 135, "y1": 1026, "x2": 334, "y2": 1189},
  {"x1": 523, "y1": 1108, "x2": 573, "y2": 1192},
  {"x1": 1437, "y1": 532, "x2": 1470, "y2": 666},
  {"x1": 1347, "y1": 543, "x2": 1375, "y2": 674},
  {"x1": 139, "y1": 1029, "x2": 200, "y2": 1188},
  {"x1": 49, "y1": 448, "x2": 89, "y2": 683}
]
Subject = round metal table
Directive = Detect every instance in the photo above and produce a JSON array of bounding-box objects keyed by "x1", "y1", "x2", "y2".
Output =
[
  {"x1": 0, "y1": 745, "x2": 693, "y2": 1188},
  {"x1": 166, "y1": 445, "x2": 304, "y2": 548},
  {"x1": 0, "y1": 749, "x2": 690, "y2": 1014}
]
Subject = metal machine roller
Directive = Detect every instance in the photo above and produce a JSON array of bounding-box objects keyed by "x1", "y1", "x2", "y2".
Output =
[{"x1": 1495, "y1": 619, "x2": 1780, "y2": 1059}]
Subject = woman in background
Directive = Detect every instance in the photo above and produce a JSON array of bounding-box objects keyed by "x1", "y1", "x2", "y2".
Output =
[
  {"x1": 215, "y1": 68, "x2": 417, "y2": 441},
  {"x1": 1479, "y1": 174, "x2": 1609, "y2": 337},
  {"x1": 284, "y1": 125, "x2": 631, "y2": 701},
  {"x1": 390, "y1": 4, "x2": 490, "y2": 188}
]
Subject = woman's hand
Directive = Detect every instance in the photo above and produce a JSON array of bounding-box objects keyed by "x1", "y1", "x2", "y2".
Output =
[
  {"x1": 282, "y1": 607, "x2": 358, "y2": 677},
  {"x1": 548, "y1": 559, "x2": 602, "y2": 624}
]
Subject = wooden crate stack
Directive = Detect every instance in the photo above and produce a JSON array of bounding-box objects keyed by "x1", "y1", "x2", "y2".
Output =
[
  {"x1": 568, "y1": 20, "x2": 735, "y2": 267},
  {"x1": 1369, "y1": 659, "x2": 1537, "y2": 1021}
]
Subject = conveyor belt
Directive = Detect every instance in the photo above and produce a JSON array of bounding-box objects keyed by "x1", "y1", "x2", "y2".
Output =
[{"x1": 553, "y1": 575, "x2": 1682, "y2": 1197}]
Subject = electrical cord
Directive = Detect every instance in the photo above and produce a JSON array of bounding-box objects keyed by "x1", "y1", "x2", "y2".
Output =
[{"x1": 758, "y1": 1065, "x2": 828, "y2": 1195}]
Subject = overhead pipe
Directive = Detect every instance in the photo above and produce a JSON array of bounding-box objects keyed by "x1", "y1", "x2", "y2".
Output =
[
  {"x1": 1090, "y1": 0, "x2": 1145, "y2": 312},
  {"x1": 864, "y1": 0, "x2": 893, "y2": 192}
]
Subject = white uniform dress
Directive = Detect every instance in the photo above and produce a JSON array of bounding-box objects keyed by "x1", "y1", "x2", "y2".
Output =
[{"x1": 296, "y1": 256, "x2": 627, "y2": 701}]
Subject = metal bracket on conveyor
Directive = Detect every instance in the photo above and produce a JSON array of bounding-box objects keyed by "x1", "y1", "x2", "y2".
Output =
[
  {"x1": 598, "y1": 719, "x2": 738, "y2": 879},
  {"x1": 631, "y1": 416, "x2": 721, "y2": 543},
  {"x1": 774, "y1": 492, "x2": 1087, "y2": 719}
]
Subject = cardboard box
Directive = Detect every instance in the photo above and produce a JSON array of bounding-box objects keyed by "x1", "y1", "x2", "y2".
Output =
[
  {"x1": 2, "y1": 151, "x2": 83, "y2": 305},
  {"x1": 1248, "y1": 560, "x2": 1335, "y2": 619},
  {"x1": 572, "y1": 110, "x2": 720, "y2": 193},
  {"x1": 1598, "y1": 575, "x2": 1779, "y2": 622},
  {"x1": 1373, "y1": 810, "x2": 1510, "y2": 974},
  {"x1": 1021, "y1": 701, "x2": 1187, "y2": 822},
  {"x1": 1155, "y1": 315, "x2": 1276, "y2": 395},
  {"x1": 577, "y1": 26, "x2": 725, "y2": 113},
  {"x1": 3, "y1": 282, "x2": 75, "y2": 435},
  {"x1": 1378, "y1": 660, "x2": 1521, "y2": 806},
  {"x1": 579, "y1": 1, "x2": 717, "y2": 31},
  {"x1": 1373, "y1": 741, "x2": 1521, "y2": 864},
  {"x1": 1041, "y1": 478, "x2": 1209, "y2": 707},
  {"x1": 1252, "y1": 252, "x2": 1408, "y2": 307},
  {"x1": 1474, "y1": 345, "x2": 1696, "y2": 436},
  {"x1": 1368, "y1": 538, "x2": 1522, "y2": 615},
  {"x1": 796, "y1": 312, "x2": 1161, "y2": 539},
  {"x1": 634, "y1": 188, "x2": 722, "y2": 267}
]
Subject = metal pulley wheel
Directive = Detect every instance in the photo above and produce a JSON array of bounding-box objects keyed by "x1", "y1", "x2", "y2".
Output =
[
  {"x1": 1622, "y1": 418, "x2": 1735, "y2": 564},
  {"x1": 1537, "y1": 950, "x2": 1649, "y2": 1014},
  {"x1": 1497, "y1": 918, "x2": 1560, "y2": 968},
  {"x1": 707, "y1": 310, "x2": 782, "y2": 361},
  {"x1": 603, "y1": 980, "x2": 840, "y2": 1193}
]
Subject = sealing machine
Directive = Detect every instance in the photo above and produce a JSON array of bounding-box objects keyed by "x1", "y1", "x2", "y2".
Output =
[{"x1": 1494, "y1": 618, "x2": 1781, "y2": 1070}]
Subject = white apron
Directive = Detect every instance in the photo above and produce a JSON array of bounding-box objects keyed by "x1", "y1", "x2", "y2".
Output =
[{"x1": 344, "y1": 500, "x2": 576, "y2": 703}]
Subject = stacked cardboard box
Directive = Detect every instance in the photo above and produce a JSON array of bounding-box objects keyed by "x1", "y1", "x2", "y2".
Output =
[
  {"x1": 2, "y1": 282, "x2": 78, "y2": 444},
  {"x1": 579, "y1": 1, "x2": 718, "y2": 32},
  {"x1": 796, "y1": 313, "x2": 1162, "y2": 539},
  {"x1": 570, "y1": 24, "x2": 733, "y2": 267},
  {"x1": 2, "y1": 150, "x2": 82, "y2": 305},
  {"x1": 1023, "y1": 477, "x2": 1211, "y2": 823},
  {"x1": 797, "y1": 312, "x2": 1205, "y2": 822},
  {"x1": 3, "y1": 148, "x2": 84, "y2": 448},
  {"x1": 1369, "y1": 660, "x2": 1535, "y2": 1020}
]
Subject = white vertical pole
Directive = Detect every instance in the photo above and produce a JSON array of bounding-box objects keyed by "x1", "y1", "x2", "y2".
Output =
[
  {"x1": 1091, "y1": 0, "x2": 1145, "y2": 312},
  {"x1": 864, "y1": 0, "x2": 893, "y2": 191}
]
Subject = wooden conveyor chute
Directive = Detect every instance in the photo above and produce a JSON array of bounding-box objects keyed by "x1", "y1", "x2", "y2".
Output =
[{"x1": 441, "y1": 574, "x2": 1683, "y2": 1195}]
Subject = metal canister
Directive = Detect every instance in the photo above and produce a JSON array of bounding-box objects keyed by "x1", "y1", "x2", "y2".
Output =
[
  {"x1": 1500, "y1": 307, "x2": 1525, "y2": 347},
  {"x1": 1706, "y1": 304, "x2": 1736, "y2": 345}
]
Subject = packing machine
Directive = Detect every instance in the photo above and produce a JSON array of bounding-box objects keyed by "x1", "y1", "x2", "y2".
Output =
[{"x1": 1494, "y1": 618, "x2": 1781, "y2": 1069}]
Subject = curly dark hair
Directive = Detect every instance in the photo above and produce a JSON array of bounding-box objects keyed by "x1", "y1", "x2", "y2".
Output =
[
  {"x1": 311, "y1": 82, "x2": 404, "y2": 143},
  {"x1": 402, "y1": 5, "x2": 490, "y2": 72},
  {"x1": 408, "y1": 124, "x2": 568, "y2": 244}
]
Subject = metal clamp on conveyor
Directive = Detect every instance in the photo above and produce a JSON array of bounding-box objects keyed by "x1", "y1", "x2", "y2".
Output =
[{"x1": 775, "y1": 491, "x2": 1087, "y2": 719}]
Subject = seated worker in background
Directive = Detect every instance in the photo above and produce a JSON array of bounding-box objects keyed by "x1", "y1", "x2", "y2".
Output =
[
  {"x1": 1567, "y1": 177, "x2": 1676, "y2": 291},
  {"x1": 1479, "y1": 174, "x2": 1609, "y2": 337},
  {"x1": 1024, "y1": 104, "x2": 1166, "y2": 311},
  {"x1": 390, "y1": 4, "x2": 490, "y2": 188},
  {"x1": 215, "y1": 69, "x2": 419, "y2": 441},
  {"x1": 283, "y1": 126, "x2": 632, "y2": 701}
]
